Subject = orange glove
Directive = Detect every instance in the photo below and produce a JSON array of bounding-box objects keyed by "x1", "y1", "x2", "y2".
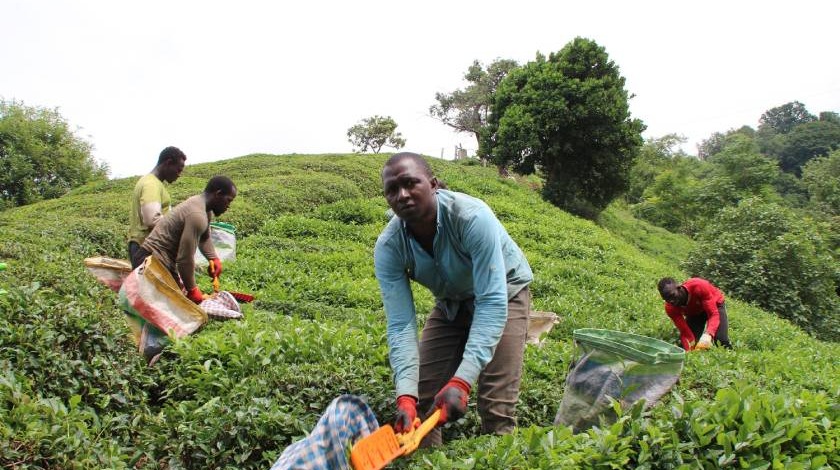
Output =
[
  {"x1": 432, "y1": 377, "x2": 470, "y2": 425},
  {"x1": 394, "y1": 395, "x2": 419, "y2": 433},
  {"x1": 207, "y1": 258, "x2": 222, "y2": 278},
  {"x1": 186, "y1": 286, "x2": 205, "y2": 304}
]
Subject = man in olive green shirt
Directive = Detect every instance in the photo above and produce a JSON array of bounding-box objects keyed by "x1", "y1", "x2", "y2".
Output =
[
  {"x1": 128, "y1": 146, "x2": 187, "y2": 268},
  {"x1": 133, "y1": 176, "x2": 237, "y2": 304}
]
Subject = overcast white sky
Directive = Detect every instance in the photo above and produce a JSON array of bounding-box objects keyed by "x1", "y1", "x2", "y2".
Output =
[{"x1": 2, "y1": 1, "x2": 839, "y2": 178}]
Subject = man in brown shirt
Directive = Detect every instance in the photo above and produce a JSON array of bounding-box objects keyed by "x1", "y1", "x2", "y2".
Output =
[{"x1": 133, "y1": 176, "x2": 237, "y2": 303}]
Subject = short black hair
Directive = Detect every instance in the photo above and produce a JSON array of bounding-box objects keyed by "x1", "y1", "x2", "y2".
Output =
[
  {"x1": 657, "y1": 277, "x2": 678, "y2": 296},
  {"x1": 158, "y1": 146, "x2": 186, "y2": 165},
  {"x1": 205, "y1": 175, "x2": 236, "y2": 195},
  {"x1": 384, "y1": 152, "x2": 434, "y2": 178}
]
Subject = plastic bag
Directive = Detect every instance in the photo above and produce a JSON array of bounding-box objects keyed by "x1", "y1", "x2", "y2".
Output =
[
  {"x1": 554, "y1": 328, "x2": 685, "y2": 432},
  {"x1": 194, "y1": 222, "x2": 236, "y2": 270},
  {"x1": 527, "y1": 310, "x2": 560, "y2": 346}
]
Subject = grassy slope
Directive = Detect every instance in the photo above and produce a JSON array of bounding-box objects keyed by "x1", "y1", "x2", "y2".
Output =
[{"x1": 0, "y1": 154, "x2": 836, "y2": 468}]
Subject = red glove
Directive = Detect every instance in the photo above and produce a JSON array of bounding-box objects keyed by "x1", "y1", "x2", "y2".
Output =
[
  {"x1": 432, "y1": 377, "x2": 471, "y2": 425},
  {"x1": 207, "y1": 258, "x2": 222, "y2": 278},
  {"x1": 186, "y1": 286, "x2": 205, "y2": 304},
  {"x1": 394, "y1": 395, "x2": 419, "y2": 433}
]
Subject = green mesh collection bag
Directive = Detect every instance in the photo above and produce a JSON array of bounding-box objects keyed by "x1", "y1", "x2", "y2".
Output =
[{"x1": 554, "y1": 328, "x2": 685, "y2": 432}]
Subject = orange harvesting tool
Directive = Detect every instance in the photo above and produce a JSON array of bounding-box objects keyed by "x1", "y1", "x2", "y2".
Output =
[
  {"x1": 350, "y1": 409, "x2": 441, "y2": 470},
  {"x1": 209, "y1": 262, "x2": 255, "y2": 303},
  {"x1": 210, "y1": 275, "x2": 255, "y2": 303}
]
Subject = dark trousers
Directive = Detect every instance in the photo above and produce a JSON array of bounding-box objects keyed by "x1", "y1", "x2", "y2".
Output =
[
  {"x1": 417, "y1": 286, "x2": 531, "y2": 446},
  {"x1": 128, "y1": 241, "x2": 144, "y2": 269},
  {"x1": 686, "y1": 302, "x2": 732, "y2": 348},
  {"x1": 129, "y1": 242, "x2": 156, "y2": 270}
]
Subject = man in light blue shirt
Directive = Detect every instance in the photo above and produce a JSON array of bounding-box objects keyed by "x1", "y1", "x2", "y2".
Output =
[{"x1": 374, "y1": 152, "x2": 533, "y2": 445}]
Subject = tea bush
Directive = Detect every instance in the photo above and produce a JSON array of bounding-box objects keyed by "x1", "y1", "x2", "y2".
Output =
[{"x1": 0, "y1": 153, "x2": 836, "y2": 468}]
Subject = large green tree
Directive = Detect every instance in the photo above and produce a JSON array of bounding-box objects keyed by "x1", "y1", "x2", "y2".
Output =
[
  {"x1": 429, "y1": 58, "x2": 518, "y2": 147},
  {"x1": 758, "y1": 101, "x2": 816, "y2": 135},
  {"x1": 0, "y1": 100, "x2": 106, "y2": 209},
  {"x1": 346, "y1": 115, "x2": 406, "y2": 154},
  {"x1": 481, "y1": 37, "x2": 645, "y2": 218},
  {"x1": 776, "y1": 119, "x2": 840, "y2": 175}
]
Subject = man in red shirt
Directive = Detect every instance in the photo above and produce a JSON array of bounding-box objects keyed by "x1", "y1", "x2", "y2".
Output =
[{"x1": 658, "y1": 277, "x2": 732, "y2": 350}]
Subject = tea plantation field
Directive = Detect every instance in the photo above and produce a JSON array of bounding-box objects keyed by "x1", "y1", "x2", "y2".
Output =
[{"x1": 0, "y1": 154, "x2": 837, "y2": 468}]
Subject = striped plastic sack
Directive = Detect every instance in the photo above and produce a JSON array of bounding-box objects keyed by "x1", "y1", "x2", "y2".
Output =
[
  {"x1": 271, "y1": 394, "x2": 379, "y2": 470},
  {"x1": 84, "y1": 256, "x2": 132, "y2": 292},
  {"x1": 118, "y1": 256, "x2": 207, "y2": 362},
  {"x1": 554, "y1": 328, "x2": 685, "y2": 433}
]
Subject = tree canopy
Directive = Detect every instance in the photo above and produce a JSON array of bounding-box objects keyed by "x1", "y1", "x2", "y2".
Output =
[
  {"x1": 802, "y1": 149, "x2": 840, "y2": 217},
  {"x1": 776, "y1": 119, "x2": 840, "y2": 175},
  {"x1": 481, "y1": 37, "x2": 645, "y2": 218},
  {"x1": 758, "y1": 100, "x2": 816, "y2": 135},
  {"x1": 0, "y1": 100, "x2": 107, "y2": 209},
  {"x1": 429, "y1": 58, "x2": 518, "y2": 147},
  {"x1": 346, "y1": 115, "x2": 406, "y2": 154}
]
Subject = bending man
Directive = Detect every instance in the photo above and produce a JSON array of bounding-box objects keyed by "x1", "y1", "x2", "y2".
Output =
[
  {"x1": 133, "y1": 176, "x2": 236, "y2": 303},
  {"x1": 374, "y1": 152, "x2": 533, "y2": 446},
  {"x1": 658, "y1": 277, "x2": 732, "y2": 350}
]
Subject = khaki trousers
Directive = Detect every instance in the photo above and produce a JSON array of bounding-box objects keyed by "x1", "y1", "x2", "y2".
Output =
[{"x1": 417, "y1": 286, "x2": 530, "y2": 446}]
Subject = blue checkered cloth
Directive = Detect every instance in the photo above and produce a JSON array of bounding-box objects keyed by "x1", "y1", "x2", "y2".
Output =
[{"x1": 270, "y1": 394, "x2": 380, "y2": 470}]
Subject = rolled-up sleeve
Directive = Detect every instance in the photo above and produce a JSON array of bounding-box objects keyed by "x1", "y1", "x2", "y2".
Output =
[{"x1": 374, "y1": 239, "x2": 420, "y2": 398}]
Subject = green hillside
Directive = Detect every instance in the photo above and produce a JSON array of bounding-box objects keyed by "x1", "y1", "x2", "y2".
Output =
[{"x1": 0, "y1": 154, "x2": 836, "y2": 468}]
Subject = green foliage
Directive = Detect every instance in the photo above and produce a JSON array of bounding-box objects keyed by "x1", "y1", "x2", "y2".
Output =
[
  {"x1": 597, "y1": 201, "x2": 694, "y2": 268},
  {"x1": 683, "y1": 198, "x2": 840, "y2": 341},
  {"x1": 430, "y1": 58, "x2": 518, "y2": 146},
  {"x1": 699, "y1": 135, "x2": 781, "y2": 207},
  {"x1": 482, "y1": 37, "x2": 646, "y2": 218},
  {"x1": 802, "y1": 149, "x2": 840, "y2": 216},
  {"x1": 0, "y1": 153, "x2": 837, "y2": 468},
  {"x1": 632, "y1": 156, "x2": 706, "y2": 234},
  {"x1": 403, "y1": 386, "x2": 838, "y2": 469},
  {"x1": 633, "y1": 135, "x2": 783, "y2": 236},
  {"x1": 346, "y1": 116, "x2": 406, "y2": 153},
  {"x1": 625, "y1": 134, "x2": 687, "y2": 204},
  {"x1": 696, "y1": 126, "x2": 756, "y2": 161},
  {"x1": 774, "y1": 171, "x2": 810, "y2": 208},
  {"x1": 758, "y1": 100, "x2": 816, "y2": 135},
  {"x1": 776, "y1": 119, "x2": 840, "y2": 175},
  {"x1": 0, "y1": 99, "x2": 107, "y2": 209},
  {"x1": 757, "y1": 102, "x2": 840, "y2": 175}
]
